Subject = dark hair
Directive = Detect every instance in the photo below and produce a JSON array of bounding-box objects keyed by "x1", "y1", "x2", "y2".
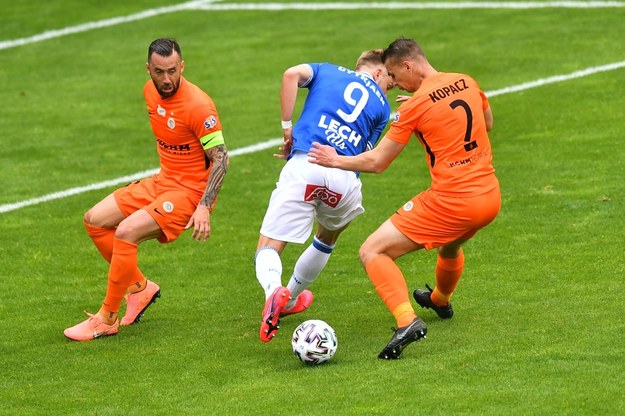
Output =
[
  {"x1": 382, "y1": 37, "x2": 425, "y2": 64},
  {"x1": 148, "y1": 38, "x2": 182, "y2": 62}
]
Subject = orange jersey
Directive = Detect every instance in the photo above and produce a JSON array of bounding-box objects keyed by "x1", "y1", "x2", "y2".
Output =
[
  {"x1": 144, "y1": 76, "x2": 223, "y2": 197},
  {"x1": 387, "y1": 72, "x2": 497, "y2": 196}
]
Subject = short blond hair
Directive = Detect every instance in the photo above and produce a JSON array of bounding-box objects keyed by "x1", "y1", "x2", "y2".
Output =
[{"x1": 355, "y1": 49, "x2": 384, "y2": 70}]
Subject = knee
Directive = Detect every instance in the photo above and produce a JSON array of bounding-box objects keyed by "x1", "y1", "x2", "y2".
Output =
[
  {"x1": 84, "y1": 209, "x2": 111, "y2": 229},
  {"x1": 358, "y1": 242, "x2": 374, "y2": 267},
  {"x1": 114, "y1": 220, "x2": 136, "y2": 241},
  {"x1": 83, "y1": 209, "x2": 95, "y2": 226}
]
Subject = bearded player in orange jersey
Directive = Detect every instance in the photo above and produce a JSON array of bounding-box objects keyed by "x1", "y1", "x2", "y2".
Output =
[
  {"x1": 64, "y1": 38, "x2": 229, "y2": 341},
  {"x1": 309, "y1": 37, "x2": 500, "y2": 359}
]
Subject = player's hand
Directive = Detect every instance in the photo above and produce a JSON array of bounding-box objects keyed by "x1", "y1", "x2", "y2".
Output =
[
  {"x1": 273, "y1": 129, "x2": 293, "y2": 160},
  {"x1": 396, "y1": 95, "x2": 411, "y2": 102},
  {"x1": 308, "y1": 142, "x2": 338, "y2": 168},
  {"x1": 185, "y1": 204, "x2": 211, "y2": 241}
]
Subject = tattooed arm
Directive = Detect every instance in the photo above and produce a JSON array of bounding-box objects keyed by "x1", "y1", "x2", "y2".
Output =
[{"x1": 186, "y1": 144, "x2": 230, "y2": 241}]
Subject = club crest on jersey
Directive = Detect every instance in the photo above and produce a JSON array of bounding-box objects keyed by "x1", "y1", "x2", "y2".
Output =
[
  {"x1": 162, "y1": 201, "x2": 174, "y2": 213},
  {"x1": 204, "y1": 115, "x2": 217, "y2": 130},
  {"x1": 157, "y1": 104, "x2": 166, "y2": 117},
  {"x1": 304, "y1": 184, "x2": 342, "y2": 208},
  {"x1": 167, "y1": 117, "x2": 175, "y2": 129},
  {"x1": 403, "y1": 201, "x2": 413, "y2": 212}
]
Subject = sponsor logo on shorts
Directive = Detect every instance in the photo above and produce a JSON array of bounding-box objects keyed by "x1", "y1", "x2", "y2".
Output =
[
  {"x1": 304, "y1": 184, "x2": 342, "y2": 208},
  {"x1": 403, "y1": 201, "x2": 413, "y2": 212},
  {"x1": 162, "y1": 201, "x2": 174, "y2": 213}
]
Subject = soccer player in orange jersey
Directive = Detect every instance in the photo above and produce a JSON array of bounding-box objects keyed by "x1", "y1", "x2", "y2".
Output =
[
  {"x1": 64, "y1": 38, "x2": 229, "y2": 341},
  {"x1": 309, "y1": 37, "x2": 500, "y2": 359}
]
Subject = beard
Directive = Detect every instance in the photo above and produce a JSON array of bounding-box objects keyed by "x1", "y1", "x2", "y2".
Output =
[{"x1": 155, "y1": 79, "x2": 180, "y2": 98}]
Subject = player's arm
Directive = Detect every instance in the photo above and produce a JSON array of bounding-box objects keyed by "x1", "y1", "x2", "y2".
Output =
[
  {"x1": 186, "y1": 143, "x2": 229, "y2": 241},
  {"x1": 308, "y1": 136, "x2": 405, "y2": 174},
  {"x1": 200, "y1": 143, "x2": 229, "y2": 208},
  {"x1": 280, "y1": 64, "x2": 313, "y2": 122},
  {"x1": 275, "y1": 64, "x2": 313, "y2": 160},
  {"x1": 484, "y1": 105, "x2": 493, "y2": 131}
]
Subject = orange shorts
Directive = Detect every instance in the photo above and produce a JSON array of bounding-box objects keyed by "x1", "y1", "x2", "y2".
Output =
[
  {"x1": 390, "y1": 185, "x2": 500, "y2": 250},
  {"x1": 114, "y1": 176, "x2": 201, "y2": 243}
]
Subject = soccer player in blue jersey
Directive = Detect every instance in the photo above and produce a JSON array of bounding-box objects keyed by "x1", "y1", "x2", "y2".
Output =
[{"x1": 255, "y1": 50, "x2": 394, "y2": 342}]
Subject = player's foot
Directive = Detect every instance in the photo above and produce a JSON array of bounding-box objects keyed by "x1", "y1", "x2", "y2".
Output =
[
  {"x1": 121, "y1": 280, "x2": 161, "y2": 326},
  {"x1": 64, "y1": 312, "x2": 119, "y2": 342},
  {"x1": 281, "y1": 290, "x2": 314, "y2": 317},
  {"x1": 413, "y1": 283, "x2": 453, "y2": 319},
  {"x1": 378, "y1": 317, "x2": 427, "y2": 360},
  {"x1": 259, "y1": 287, "x2": 290, "y2": 342}
]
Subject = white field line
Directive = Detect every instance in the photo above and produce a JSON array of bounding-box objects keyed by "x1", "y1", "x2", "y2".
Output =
[
  {"x1": 486, "y1": 60, "x2": 625, "y2": 97},
  {"x1": 1, "y1": 1, "x2": 624, "y2": 51},
  {"x1": 0, "y1": 0, "x2": 218, "y2": 51},
  {"x1": 192, "y1": 1, "x2": 625, "y2": 10}
]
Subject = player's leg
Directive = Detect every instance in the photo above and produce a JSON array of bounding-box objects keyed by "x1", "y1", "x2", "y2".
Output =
[
  {"x1": 412, "y1": 238, "x2": 465, "y2": 319},
  {"x1": 255, "y1": 156, "x2": 316, "y2": 341},
  {"x1": 64, "y1": 210, "x2": 162, "y2": 341},
  {"x1": 361, "y1": 219, "x2": 424, "y2": 327},
  {"x1": 360, "y1": 219, "x2": 427, "y2": 359},
  {"x1": 83, "y1": 193, "x2": 125, "y2": 262},
  {"x1": 256, "y1": 235, "x2": 290, "y2": 342},
  {"x1": 119, "y1": 189, "x2": 201, "y2": 327},
  {"x1": 255, "y1": 235, "x2": 288, "y2": 300},
  {"x1": 99, "y1": 210, "x2": 163, "y2": 323},
  {"x1": 414, "y1": 187, "x2": 500, "y2": 318},
  {"x1": 282, "y1": 162, "x2": 365, "y2": 314},
  {"x1": 255, "y1": 158, "x2": 314, "y2": 300},
  {"x1": 283, "y1": 222, "x2": 348, "y2": 314},
  {"x1": 83, "y1": 186, "x2": 149, "y2": 289},
  {"x1": 435, "y1": 239, "x2": 466, "y2": 306}
]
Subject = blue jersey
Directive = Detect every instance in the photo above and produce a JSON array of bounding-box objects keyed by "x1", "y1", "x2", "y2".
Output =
[{"x1": 290, "y1": 63, "x2": 390, "y2": 158}]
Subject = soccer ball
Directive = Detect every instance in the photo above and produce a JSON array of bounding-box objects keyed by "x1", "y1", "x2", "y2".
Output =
[{"x1": 291, "y1": 319, "x2": 338, "y2": 365}]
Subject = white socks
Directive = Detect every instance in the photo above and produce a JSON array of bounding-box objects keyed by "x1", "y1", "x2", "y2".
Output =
[
  {"x1": 255, "y1": 246, "x2": 282, "y2": 300},
  {"x1": 286, "y1": 237, "x2": 334, "y2": 309}
]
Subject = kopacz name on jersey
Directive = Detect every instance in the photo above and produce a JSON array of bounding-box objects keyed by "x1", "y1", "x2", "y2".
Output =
[{"x1": 316, "y1": 66, "x2": 387, "y2": 153}]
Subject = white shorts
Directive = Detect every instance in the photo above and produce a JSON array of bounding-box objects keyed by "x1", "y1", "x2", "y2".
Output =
[{"x1": 260, "y1": 152, "x2": 365, "y2": 244}]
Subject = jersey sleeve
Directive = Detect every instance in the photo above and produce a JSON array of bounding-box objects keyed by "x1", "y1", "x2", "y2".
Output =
[
  {"x1": 188, "y1": 101, "x2": 224, "y2": 150},
  {"x1": 386, "y1": 99, "x2": 419, "y2": 144},
  {"x1": 468, "y1": 76, "x2": 490, "y2": 111},
  {"x1": 300, "y1": 63, "x2": 317, "y2": 88},
  {"x1": 366, "y1": 109, "x2": 391, "y2": 150}
]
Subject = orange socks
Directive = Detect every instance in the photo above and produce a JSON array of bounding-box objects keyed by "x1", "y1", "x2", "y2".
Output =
[
  {"x1": 432, "y1": 249, "x2": 465, "y2": 306},
  {"x1": 103, "y1": 238, "x2": 139, "y2": 313},
  {"x1": 365, "y1": 255, "x2": 416, "y2": 327},
  {"x1": 85, "y1": 221, "x2": 146, "y2": 294},
  {"x1": 84, "y1": 220, "x2": 115, "y2": 262}
]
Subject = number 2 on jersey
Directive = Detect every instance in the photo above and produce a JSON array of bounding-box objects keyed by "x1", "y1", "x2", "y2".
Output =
[{"x1": 450, "y1": 99, "x2": 478, "y2": 152}]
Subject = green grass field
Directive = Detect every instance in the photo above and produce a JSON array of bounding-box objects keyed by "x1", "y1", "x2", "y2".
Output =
[{"x1": 1, "y1": 1, "x2": 624, "y2": 414}]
